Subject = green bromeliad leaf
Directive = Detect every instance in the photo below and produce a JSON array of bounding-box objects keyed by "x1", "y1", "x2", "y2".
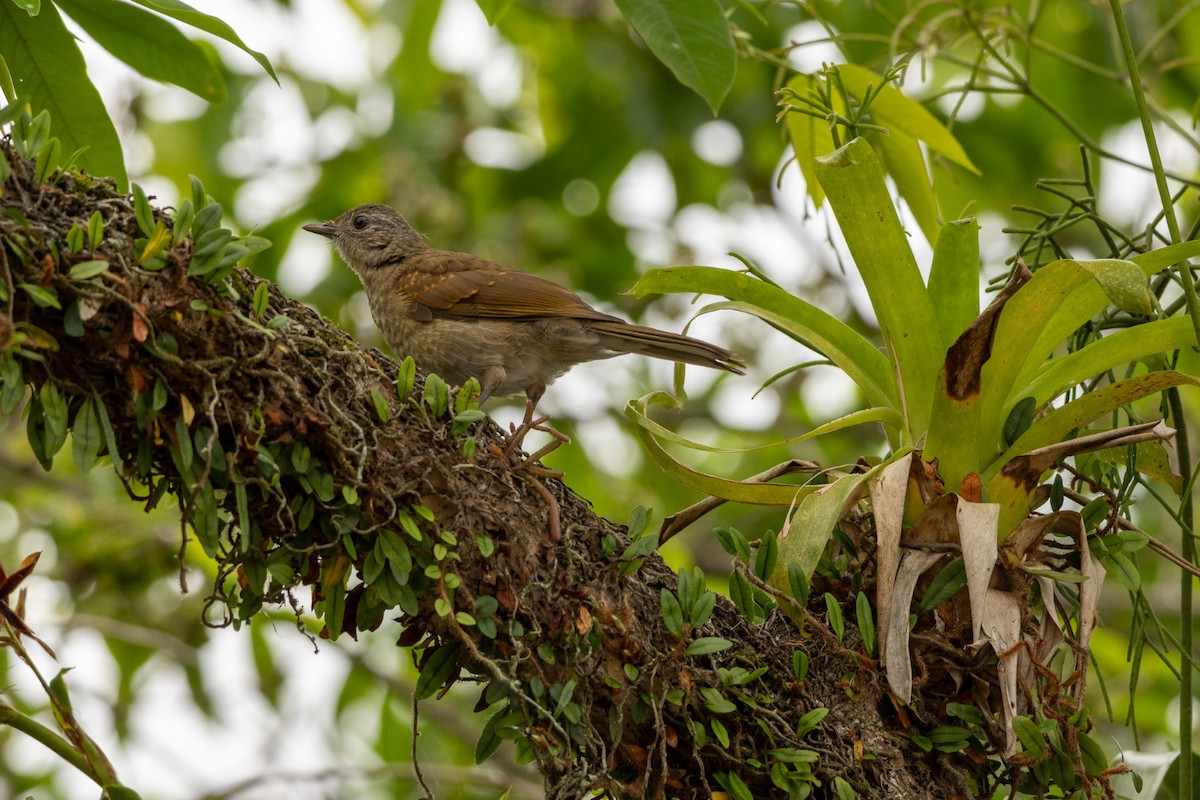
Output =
[
  {"x1": 626, "y1": 392, "x2": 824, "y2": 507},
  {"x1": 628, "y1": 266, "x2": 897, "y2": 414},
  {"x1": 814, "y1": 138, "x2": 943, "y2": 441},
  {"x1": 927, "y1": 218, "x2": 981, "y2": 350}
]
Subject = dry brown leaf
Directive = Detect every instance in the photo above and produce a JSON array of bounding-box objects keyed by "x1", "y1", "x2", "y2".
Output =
[
  {"x1": 999, "y1": 420, "x2": 1174, "y2": 495},
  {"x1": 1078, "y1": 543, "x2": 1105, "y2": 653},
  {"x1": 884, "y1": 549, "x2": 942, "y2": 703},
  {"x1": 979, "y1": 588, "x2": 1022, "y2": 756},
  {"x1": 956, "y1": 499, "x2": 999, "y2": 644},
  {"x1": 1033, "y1": 576, "x2": 1066, "y2": 671},
  {"x1": 911, "y1": 493, "x2": 959, "y2": 545},
  {"x1": 870, "y1": 452, "x2": 912, "y2": 662}
]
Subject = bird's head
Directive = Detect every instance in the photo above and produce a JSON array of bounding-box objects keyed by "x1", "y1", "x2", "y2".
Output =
[{"x1": 303, "y1": 204, "x2": 426, "y2": 275}]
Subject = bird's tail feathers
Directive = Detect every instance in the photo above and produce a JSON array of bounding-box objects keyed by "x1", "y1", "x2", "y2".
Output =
[{"x1": 587, "y1": 321, "x2": 745, "y2": 374}]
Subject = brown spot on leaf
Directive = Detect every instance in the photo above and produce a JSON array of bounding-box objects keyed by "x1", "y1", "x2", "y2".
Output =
[{"x1": 942, "y1": 262, "x2": 1031, "y2": 400}]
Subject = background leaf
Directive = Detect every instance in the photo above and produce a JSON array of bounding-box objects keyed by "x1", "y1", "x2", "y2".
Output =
[
  {"x1": 55, "y1": 0, "x2": 226, "y2": 103},
  {"x1": 127, "y1": 0, "x2": 276, "y2": 81},
  {"x1": 0, "y1": 1, "x2": 127, "y2": 185},
  {"x1": 613, "y1": 0, "x2": 735, "y2": 113}
]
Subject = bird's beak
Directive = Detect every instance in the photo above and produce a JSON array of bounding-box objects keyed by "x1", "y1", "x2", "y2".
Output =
[{"x1": 303, "y1": 221, "x2": 337, "y2": 239}]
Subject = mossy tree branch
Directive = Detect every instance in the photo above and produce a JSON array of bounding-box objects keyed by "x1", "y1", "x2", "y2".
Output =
[{"x1": 0, "y1": 141, "x2": 964, "y2": 800}]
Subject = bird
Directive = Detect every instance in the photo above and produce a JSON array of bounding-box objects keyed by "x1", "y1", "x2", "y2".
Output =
[{"x1": 303, "y1": 203, "x2": 745, "y2": 451}]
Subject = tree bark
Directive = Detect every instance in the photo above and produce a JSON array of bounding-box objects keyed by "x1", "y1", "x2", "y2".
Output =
[{"x1": 0, "y1": 141, "x2": 967, "y2": 799}]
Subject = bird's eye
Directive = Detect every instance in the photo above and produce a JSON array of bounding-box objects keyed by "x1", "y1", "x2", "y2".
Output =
[{"x1": 353, "y1": 215, "x2": 368, "y2": 230}]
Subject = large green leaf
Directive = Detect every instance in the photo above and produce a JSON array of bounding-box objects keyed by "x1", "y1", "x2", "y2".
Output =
[
  {"x1": 0, "y1": 1, "x2": 127, "y2": 185},
  {"x1": 1075, "y1": 259, "x2": 1154, "y2": 316},
  {"x1": 814, "y1": 137, "x2": 944, "y2": 440},
  {"x1": 769, "y1": 470, "x2": 868, "y2": 583},
  {"x1": 923, "y1": 265, "x2": 1029, "y2": 490},
  {"x1": 979, "y1": 259, "x2": 1131, "y2": 462},
  {"x1": 837, "y1": 64, "x2": 978, "y2": 173},
  {"x1": 627, "y1": 266, "x2": 897, "y2": 413},
  {"x1": 613, "y1": 0, "x2": 735, "y2": 114},
  {"x1": 983, "y1": 243, "x2": 1200, "y2": 453},
  {"x1": 128, "y1": 0, "x2": 276, "y2": 81},
  {"x1": 767, "y1": 454, "x2": 904, "y2": 583},
  {"x1": 55, "y1": 0, "x2": 225, "y2": 103}
]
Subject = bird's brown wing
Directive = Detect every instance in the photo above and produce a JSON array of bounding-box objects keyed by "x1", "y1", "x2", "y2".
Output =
[{"x1": 396, "y1": 251, "x2": 622, "y2": 323}]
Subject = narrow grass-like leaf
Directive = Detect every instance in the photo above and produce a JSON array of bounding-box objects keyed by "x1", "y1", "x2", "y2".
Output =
[
  {"x1": 627, "y1": 394, "x2": 823, "y2": 505},
  {"x1": 627, "y1": 402, "x2": 902, "y2": 454},
  {"x1": 856, "y1": 591, "x2": 876, "y2": 657},
  {"x1": 629, "y1": 266, "x2": 896, "y2": 412},
  {"x1": 824, "y1": 593, "x2": 844, "y2": 641}
]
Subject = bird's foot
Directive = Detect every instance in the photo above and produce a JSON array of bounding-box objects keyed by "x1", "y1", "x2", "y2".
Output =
[{"x1": 504, "y1": 414, "x2": 571, "y2": 472}]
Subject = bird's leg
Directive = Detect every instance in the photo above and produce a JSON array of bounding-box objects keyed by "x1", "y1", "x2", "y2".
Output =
[
  {"x1": 480, "y1": 382, "x2": 569, "y2": 542},
  {"x1": 501, "y1": 382, "x2": 571, "y2": 467}
]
